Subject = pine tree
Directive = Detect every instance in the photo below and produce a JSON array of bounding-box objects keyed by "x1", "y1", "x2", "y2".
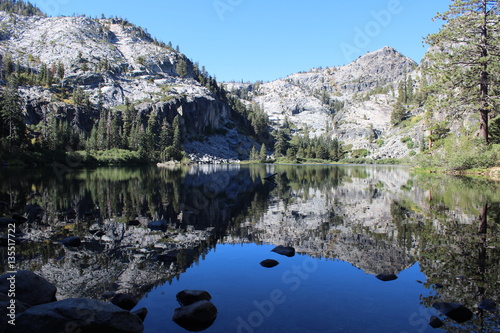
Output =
[
  {"x1": 57, "y1": 61, "x2": 65, "y2": 81},
  {"x1": 0, "y1": 78, "x2": 26, "y2": 153},
  {"x1": 259, "y1": 143, "x2": 267, "y2": 162},
  {"x1": 2, "y1": 53, "x2": 14, "y2": 79},
  {"x1": 489, "y1": 115, "x2": 500, "y2": 143},
  {"x1": 72, "y1": 86, "x2": 85, "y2": 106},
  {"x1": 142, "y1": 111, "x2": 158, "y2": 157},
  {"x1": 176, "y1": 57, "x2": 188, "y2": 78},
  {"x1": 159, "y1": 118, "x2": 172, "y2": 148},
  {"x1": 96, "y1": 109, "x2": 109, "y2": 150},
  {"x1": 109, "y1": 114, "x2": 122, "y2": 149},
  {"x1": 171, "y1": 115, "x2": 183, "y2": 160},
  {"x1": 330, "y1": 138, "x2": 342, "y2": 161},
  {"x1": 406, "y1": 75, "x2": 414, "y2": 102},
  {"x1": 391, "y1": 102, "x2": 407, "y2": 126},
  {"x1": 397, "y1": 80, "x2": 407, "y2": 104},
  {"x1": 38, "y1": 62, "x2": 47, "y2": 85},
  {"x1": 425, "y1": 0, "x2": 500, "y2": 143},
  {"x1": 122, "y1": 99, "x2": 134, "y2": 149},
  {"x1": 249, "y1": 146, "x2": 258, "y2": 161},
  {"x1": 316, "y1": 145, "x2": 328, "y2": 160},
  {"x1": 87, "y1": 126, "x2": 98, "y2": 150},
  {"x1": 274, "y1": 130, "x2": 289, "y2": 157}
]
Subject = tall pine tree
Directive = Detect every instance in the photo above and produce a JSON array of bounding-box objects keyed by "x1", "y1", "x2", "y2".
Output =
[
  {"x1": 425, "y1": 0, "x2": 500, "y2": 143},
  {"x1": 0, "y1": 78, "x2": 26, "y2": 153}
]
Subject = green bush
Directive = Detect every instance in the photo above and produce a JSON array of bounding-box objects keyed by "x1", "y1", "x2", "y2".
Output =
[
  {"x1": 401, "y1": 136, "x2": 412, "y2": 143},
  {"x1": 417, "y1": 135, "x2": 499, "y2": 170},
  {"x1": 81, "y1": 149, "x2": 143, "y2": 164},
  {"x1": 351, "y1": 148, "x2": 370, "y2": 159}
]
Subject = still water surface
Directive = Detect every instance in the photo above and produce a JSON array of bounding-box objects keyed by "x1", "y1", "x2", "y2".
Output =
[{"x1": 0, "y1": 164, "x2": 499, "y2": 332}]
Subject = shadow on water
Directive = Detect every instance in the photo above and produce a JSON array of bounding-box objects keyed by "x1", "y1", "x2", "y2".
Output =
[{"x1": 0, "y1": 164, "x2": 499, "y2": 332}]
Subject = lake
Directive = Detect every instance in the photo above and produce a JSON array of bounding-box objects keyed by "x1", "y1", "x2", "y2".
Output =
[{"x1": 0, "y1": 164, "x2": 499, "y2": 332}]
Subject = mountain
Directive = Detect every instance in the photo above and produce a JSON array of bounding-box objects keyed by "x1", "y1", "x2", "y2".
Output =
[
  {"x1": 0, "y1": 11, "x2": 259, "y2": 162},
  {"x1": 227, "y1": 47, "x2": 428, "y2": 159},
  {"x1": 0, "y1": 5, "x2": 482, "y2": 162}
]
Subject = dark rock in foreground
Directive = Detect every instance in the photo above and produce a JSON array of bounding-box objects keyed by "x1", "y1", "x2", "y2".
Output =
[
  {"x1": 60, "y1": 236, "x2": 81, "y2": 247},
  {"x1": 260, "y1": 259, "x2": 279, "y2": 268},
  {"x1": 111, "y1": 293, "x2": 139, "y2": 311},
  {"x1": 429, "y1": 316, "x2": 444, "y2": 328},
  {"x1": 0, "y1": 218, "x2": 16, "y2": 228},
  {"x1": 478, "y1": 299, "x2": 497, "y2": 311},
  {"x1": 433, "y1": 302, "x2": 473, "y2": 323},
  {"x1": 11, "y1": 213, "x2": 28, "y2": 224},
  {"x1": 173, "y1": 300, "x2": 217, "y2": 332},
  {"x1": 0, "y1": 294, "x2": 30, "y2": 329},
  {"x1": 375, "y1": 273, "x2": 398, "y2": 282},
  {"x1": 132, "y1": 307, "x2": 148, "y2": 322},
  {"x1": 271, "y1": 245, "x2": 295, "y2": 257},
  {"x1": 101, "y1": 291, "x2": 116, "y2": 299},
  {"x1": 15, "y1": 298, "x2": 144, "y2": 333},
  {"x1": 0, "y1": 270, "x2": 57, "y2": 306},
  {"x1": 176, "y1": 290, "x2": 212, "y2": 307}
]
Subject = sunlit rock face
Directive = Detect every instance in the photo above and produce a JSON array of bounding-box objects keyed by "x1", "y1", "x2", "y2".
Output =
[
  {"x1": 226, "y1": 47, "x2": 421, "y2": 158},
  {"x1": 0, "y1": 12, "x2": 255, "y2": 161}
]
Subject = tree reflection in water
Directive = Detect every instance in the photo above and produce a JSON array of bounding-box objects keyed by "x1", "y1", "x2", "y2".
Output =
[{"x1": 0, "y1": 165, "x2": 498, "y2": 331}]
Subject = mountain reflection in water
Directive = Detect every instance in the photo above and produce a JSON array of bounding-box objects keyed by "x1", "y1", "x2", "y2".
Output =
[{"x1": 0, "y1": 165, "x2": 498, "y2": 332}]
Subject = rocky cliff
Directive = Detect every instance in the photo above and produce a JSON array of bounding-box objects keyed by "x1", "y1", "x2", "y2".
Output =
[
  {"x1": 1, "y1": 10, "x2": 481, "y2": 161},
  {"x1": 0, "y1": 12, "x2": 256, "y2": 161},
  {"x1": 226, "y1": 47, "x2": 431, "y2": 159}
]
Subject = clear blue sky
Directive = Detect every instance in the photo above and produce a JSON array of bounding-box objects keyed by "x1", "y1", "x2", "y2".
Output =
[{"x1": 29, "y1": 0, "x2": 451, "y2": 82}]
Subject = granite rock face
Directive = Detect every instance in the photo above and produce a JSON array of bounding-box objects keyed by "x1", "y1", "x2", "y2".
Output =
[
  {"x1": 0, "y1": 11, "x2": 255, "y2": 162},
  {"x1": 226, "y1": 47, "x2": 420, "y2": 158}
]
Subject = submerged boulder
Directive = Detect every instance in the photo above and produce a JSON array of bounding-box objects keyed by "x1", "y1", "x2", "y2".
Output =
[
  {"x1": 375, "y1": 273, "x2": 398, "y2": 282},
  {"x1": 260, "y1": 259, "x2": 279, "y2": 268},
  {"x1": 176, "y1": 290, "x2": 212, "y2": 307},
  {"x1": 433, "y1": 302, "x2": 473, "y2": 323},
  {"x1": 15, "y1": 298, "x2": 144, "y2": 333},
  {"x1": 173, "y1": 300, "x2": 217, "y2": 332},
  {"x1": 478, "y1": 299, "x2": 497, "y2": 311},
  {"x1": 271, "y1": 245, "x2": 295, "y2": 257},
  {"x1": 429, "y1": 316, "x2": 444, "y2": 328},
  {"x1": 111, "y1": 293, "x2": 139, "y2": 311}
]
